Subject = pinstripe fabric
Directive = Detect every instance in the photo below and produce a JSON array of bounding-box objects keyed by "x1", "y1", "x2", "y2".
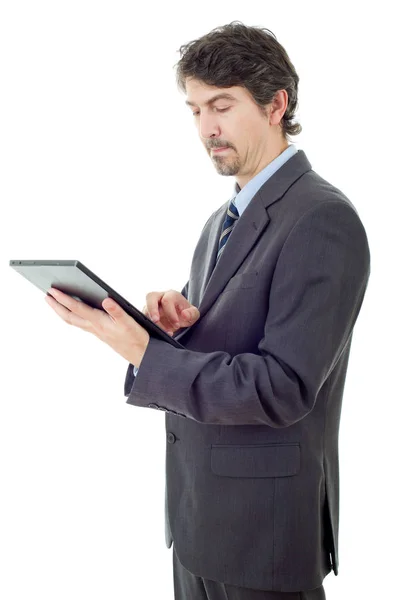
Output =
[{"x1": 124, "y1": 148, "x2": 372, "y2": 591}]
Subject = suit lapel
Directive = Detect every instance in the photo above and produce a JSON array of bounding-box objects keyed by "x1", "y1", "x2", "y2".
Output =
[
  {"x1": 197, "y1": 193, "x2": 270, "y2": 321},
  {"x1": 174, "y1": 149, "x2": 312, "y2": 341}
]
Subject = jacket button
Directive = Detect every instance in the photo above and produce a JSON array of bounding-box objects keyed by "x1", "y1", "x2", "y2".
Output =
[{"x1": 167, "y1": 432, "x2": 176, "y2": 444}]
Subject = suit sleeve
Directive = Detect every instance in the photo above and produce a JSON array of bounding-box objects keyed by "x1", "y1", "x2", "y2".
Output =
[{"x1": 126, "y1": 200, "x2": 371, "y2": 427}]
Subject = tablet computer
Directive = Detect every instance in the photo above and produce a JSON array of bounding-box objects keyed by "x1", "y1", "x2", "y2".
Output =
[{"x1": 9, "y1": 260, "x2": 185, "y2": 349}]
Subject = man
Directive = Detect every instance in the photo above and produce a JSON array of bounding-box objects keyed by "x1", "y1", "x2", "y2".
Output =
[{"x1": 46, "y1": 21, "x2": 371, "y2": 600}]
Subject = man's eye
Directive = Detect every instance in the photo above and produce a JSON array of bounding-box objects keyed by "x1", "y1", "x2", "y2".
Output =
[{"x1": 192, "y1": 107, "x2": 230, "y2": 116}]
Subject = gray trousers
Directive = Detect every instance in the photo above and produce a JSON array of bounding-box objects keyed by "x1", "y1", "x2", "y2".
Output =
[{"x1": 173, "y1": 546, "x2": 326, "y2": 600}]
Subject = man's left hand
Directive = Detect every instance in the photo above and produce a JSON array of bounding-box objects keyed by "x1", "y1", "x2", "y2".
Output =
[{"x1": 45, "y1": 288, "x2": 150, "y2": 367}]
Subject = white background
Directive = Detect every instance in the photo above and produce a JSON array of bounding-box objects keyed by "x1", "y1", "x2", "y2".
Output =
[{"x1": 0, "y1": 1, "x2": 398, "y2": 598}]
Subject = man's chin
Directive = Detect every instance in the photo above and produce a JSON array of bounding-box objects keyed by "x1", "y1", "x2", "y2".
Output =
[{"x1": 213, "y1": 165, "x2": 239, "y2": 177}]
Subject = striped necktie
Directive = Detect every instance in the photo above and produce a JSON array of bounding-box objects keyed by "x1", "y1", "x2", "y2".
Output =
[{"x1": 216, "y1": 198, "x2": 239, "y2": 262}]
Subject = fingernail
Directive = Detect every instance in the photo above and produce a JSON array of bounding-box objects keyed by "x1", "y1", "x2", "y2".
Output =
[{"x1": 152, "y1": 314, "x2": 159, "y2": 322}]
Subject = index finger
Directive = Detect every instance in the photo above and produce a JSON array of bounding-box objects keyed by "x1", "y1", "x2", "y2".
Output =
[
  {"x1": 145, "y1": 291, "x2": 163, "y2": 321},
  {"x1": 46, "y1": 289, "x2": 96, "y2": 325}
]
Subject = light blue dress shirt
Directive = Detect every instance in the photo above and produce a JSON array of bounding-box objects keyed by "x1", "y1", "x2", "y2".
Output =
[{"x1": 132, "y1": 143, "x2": 298, "y2": 377}]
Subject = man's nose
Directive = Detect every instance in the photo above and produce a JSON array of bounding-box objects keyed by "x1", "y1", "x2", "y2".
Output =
[{"x1": 198, "y1": 114, "x2": 221, "y2": 141}]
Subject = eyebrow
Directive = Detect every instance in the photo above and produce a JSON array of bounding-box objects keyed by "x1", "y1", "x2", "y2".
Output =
[{"x1": 185, "y1": 93, "x2": 238, "y2": 107}]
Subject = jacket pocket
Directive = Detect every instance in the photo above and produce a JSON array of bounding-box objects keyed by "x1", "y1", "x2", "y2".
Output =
[
  {"x1": 210, "y1": 443, "x2": 300, "y2": 478},
  {"x1": 223, "y1": 271, "x2": 259, "y2": 292}
]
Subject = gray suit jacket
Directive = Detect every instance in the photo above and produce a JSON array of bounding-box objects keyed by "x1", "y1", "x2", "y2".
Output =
[{"x1": 124, "y1": 149, "x2": 371, "y2": 592}]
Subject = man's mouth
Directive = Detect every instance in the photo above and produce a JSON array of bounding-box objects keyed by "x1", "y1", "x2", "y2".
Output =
[{"x1": 211, "y1": 147, "x2": 230, "y2": 153}]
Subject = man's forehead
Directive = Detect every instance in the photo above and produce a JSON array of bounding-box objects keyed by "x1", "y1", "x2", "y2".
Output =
[{"x1": 184, "y1": 80, "x2": 243, "y2": 107}]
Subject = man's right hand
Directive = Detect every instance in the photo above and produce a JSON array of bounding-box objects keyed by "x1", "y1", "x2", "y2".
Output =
[{"x1": 142, "y1": 290, "x2": 200, "y2": 336}]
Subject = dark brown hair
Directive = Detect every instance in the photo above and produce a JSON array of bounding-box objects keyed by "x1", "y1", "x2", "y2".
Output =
[{"x1": 174, "y1": 21, "x2": 302, "y2": 141}]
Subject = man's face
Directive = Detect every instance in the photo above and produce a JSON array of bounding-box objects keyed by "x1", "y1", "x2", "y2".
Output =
[{"x1": 185, "y1": 78, "x2": 273, "y2": 182}]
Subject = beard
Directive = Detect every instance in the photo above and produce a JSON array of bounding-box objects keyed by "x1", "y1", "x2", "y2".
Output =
[{"x1": 211, "y1": 148, "x2": 241, "y2": 176}]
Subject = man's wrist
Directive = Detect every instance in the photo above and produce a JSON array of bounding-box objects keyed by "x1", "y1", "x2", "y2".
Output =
[{"x1": 131, "y1": 332, "x2": 150, "y2": 367}]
